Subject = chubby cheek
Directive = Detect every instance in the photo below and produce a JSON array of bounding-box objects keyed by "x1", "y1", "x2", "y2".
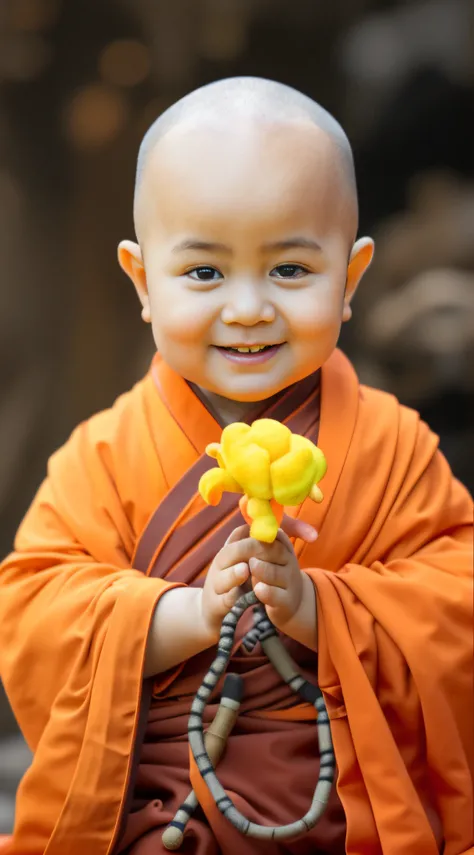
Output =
[
  {"x1": 284, "y1": 277, "x2": 344, "y2": 343},
  {"x1": 149, "y1": 280, "x2": 215, "y2": 347},
  {"x1": 149, "y1": 296, "x2": 211, "y2": 384}
]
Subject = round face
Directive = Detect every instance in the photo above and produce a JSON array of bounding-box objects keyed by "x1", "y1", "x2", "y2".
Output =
[{"x1": 137, "y1": 119, "x2": 356, "y2": 403}]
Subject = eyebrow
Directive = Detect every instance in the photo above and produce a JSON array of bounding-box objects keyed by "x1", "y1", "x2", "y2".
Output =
[
  {"x1": 171, "y1": 236, "x2": 323, "y2": 255},
  {"x1": 172, "y1": 239, "x2": 232, "y2": 254},
  {"x1": 262, "y1": 238, "x2": 323, "y2": 253}
]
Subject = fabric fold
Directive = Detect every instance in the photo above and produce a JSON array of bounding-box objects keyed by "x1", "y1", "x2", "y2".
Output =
[{"x1": 0, "y1": 349, "x2": 471, "y2": 855}]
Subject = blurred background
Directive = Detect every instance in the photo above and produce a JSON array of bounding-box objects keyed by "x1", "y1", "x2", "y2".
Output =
[{"x1": 0, "y1": 0, "x2": 473, "y2": 833}]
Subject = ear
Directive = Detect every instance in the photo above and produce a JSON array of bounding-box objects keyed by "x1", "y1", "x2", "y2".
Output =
[
  {"x1": 343, "y1": 237, "x2": 375, "y2": 322},
  {"x1": 118, "y1": 240, "x2": 151, "y2": 323}
]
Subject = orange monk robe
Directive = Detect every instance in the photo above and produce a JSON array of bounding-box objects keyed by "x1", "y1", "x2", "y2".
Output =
[{"x1": 0, "y1": 349, "x2": 472, "y2": 855}]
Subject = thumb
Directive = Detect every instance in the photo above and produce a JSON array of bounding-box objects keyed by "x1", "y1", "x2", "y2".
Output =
[
  {"x1": 280, "y1": 513, "x2": 318, "y2": 543},
  {"x1": 224, "y1": 524, "x2": 250, "y2": 545}
]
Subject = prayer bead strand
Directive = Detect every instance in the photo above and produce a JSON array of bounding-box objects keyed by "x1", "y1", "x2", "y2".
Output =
[{"x1": 162, "y1": 590, "x2": 335, "y2": 849}]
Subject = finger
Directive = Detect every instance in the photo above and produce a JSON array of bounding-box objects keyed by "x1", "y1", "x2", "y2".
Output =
[
  {"x1": 274, "y1": 528, "x2": 298, "y2": 555},
  {"x1": 224, "y1": 524, "x2": 250, "y2": 546},
  {"x1": 280, "y1": 513, "x2": 318, "y2": 543},
  {"x1": 253, "y1": 581, "x2": 289, "y2": 610},
  {"x1": 252, "y1": 534, "x2": 294, "y2": 566},
  {"x1": 249, "y1": 557, "x2": 289, "y2": 590},
  {"x1": 214, "y1": 536, "x2": 264, "y2": 570},
  {"x1": 216, "y1": 536, "x2": 289, "y2": 570},
  {"x1": 213, "y1": 562, "x2": 249, "y2": 595},
  {"x1": 221, "y1": 586, "x2": 243, "y2": 612}
]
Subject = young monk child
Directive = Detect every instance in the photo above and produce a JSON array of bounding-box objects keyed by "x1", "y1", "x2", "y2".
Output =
[{"x1": 0, "y1": 77, "x2": 472, "y2": 855}]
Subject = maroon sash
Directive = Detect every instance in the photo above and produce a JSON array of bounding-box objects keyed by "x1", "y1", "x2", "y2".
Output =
[{"x1": 114, "y1": 374, "x2": 321, "y2": 848}]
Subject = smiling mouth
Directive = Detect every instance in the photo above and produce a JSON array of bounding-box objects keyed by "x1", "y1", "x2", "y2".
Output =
[
  {"x1": 213, "y1": 343, "x2": 284, "y2": 364},
  {"x1": 218, "y1": 344, "x2": 276, "y2": 353}
]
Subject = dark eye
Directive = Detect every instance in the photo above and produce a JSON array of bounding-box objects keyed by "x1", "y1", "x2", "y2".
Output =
[
  {"x1": 270, "y1": 264, "x2": 308, "y2": 279},
  {"x1": 187, "y1": 266, "x2": 223, "y2": 282}
]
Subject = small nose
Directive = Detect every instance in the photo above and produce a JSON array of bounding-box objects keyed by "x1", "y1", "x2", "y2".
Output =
[{"x1": 221, "y1": 278, "x2": 275, "y2": 326}]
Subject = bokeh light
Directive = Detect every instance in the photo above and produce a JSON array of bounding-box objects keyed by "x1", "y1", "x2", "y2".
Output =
[
  {"x1": 99, "y1": 39, "x2": 151, "y2": 88},
  {"x1": 63, "y1": 84, "x2": 129, "y2": 149}
]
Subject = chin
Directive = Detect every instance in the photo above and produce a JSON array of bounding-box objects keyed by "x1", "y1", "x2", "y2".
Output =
[
  {"x1": 223, "y1": 389, "x2": 276, "y2": 404},
  {"x1": 211, "y1": 376, "x2": 290, "y2": 404}
]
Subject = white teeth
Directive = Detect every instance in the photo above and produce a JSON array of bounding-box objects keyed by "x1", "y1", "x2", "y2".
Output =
[{"x1": 233, "y1": 345, "x2": 267, "y2": 353}]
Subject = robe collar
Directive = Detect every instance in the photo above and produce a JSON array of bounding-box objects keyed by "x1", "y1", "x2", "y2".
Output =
[{"x1": 147, "y1": 348, "x2": 360, "y2": 540}]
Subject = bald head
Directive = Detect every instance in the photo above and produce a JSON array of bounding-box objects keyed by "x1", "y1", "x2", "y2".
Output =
[
  {"x1": 134, "y1": 76, "x2": 358, "y2": 236},
  {"x1": 120, "y1": 77, "x2": 374, "y2": 405}
]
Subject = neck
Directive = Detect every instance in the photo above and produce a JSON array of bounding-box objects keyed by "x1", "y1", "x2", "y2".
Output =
[{"x1": 191, "y1": 385, "x2": 282, "y2": 427}]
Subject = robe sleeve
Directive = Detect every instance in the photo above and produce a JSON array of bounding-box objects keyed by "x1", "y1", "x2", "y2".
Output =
[
  {"x1": 0, "y1": 415, "x2": 180, "y2": 854},
  {"x1": 309, "y1": 414, "x2": 473, "y2": 855}
]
